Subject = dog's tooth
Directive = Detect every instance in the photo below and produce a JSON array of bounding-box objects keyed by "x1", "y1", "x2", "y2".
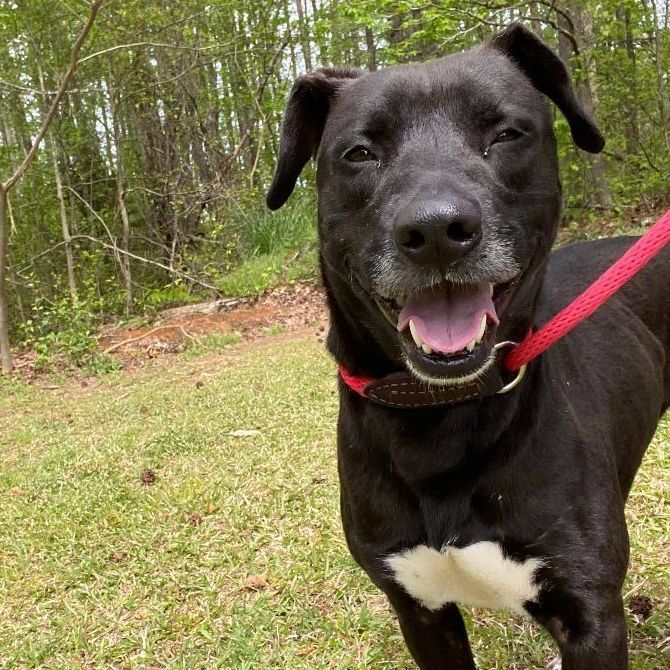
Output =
[
  {"x1": 475, "y1": 314, "x2": 487, "y2": 343},
  {"x1": 422, "y1": 343, "x2": 432, "y2": 355},
  {"x1": 409, "y1": 319, "x2": 422, "y2": 347},
  {"x1": 466, "y1": 338, "x2": 477, "y2": 352},
  {"x1": 489, "y1": 283, "x2": 494, "y2": 297}
]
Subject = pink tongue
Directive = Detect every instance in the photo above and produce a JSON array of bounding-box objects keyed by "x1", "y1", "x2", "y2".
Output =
[{"x1": 398, "y1": 283, "x2": 498, "y2": 354}]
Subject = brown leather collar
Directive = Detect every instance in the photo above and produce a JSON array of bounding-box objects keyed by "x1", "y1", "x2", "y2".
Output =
[{"x1": 339, "y1": 342, "x2": 527, "y2": 409}]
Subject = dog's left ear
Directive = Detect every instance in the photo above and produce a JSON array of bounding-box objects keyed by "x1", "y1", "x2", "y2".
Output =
[
  {"x1": 266, "y1": 67, "x2": 362, "y2": 210},
  {"x1": 491, "y1": 22, "x2": 605, "y2": 153}
]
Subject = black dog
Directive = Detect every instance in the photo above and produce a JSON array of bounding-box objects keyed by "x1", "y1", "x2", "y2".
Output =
[{"x1": 266, "y1": 23, "x2": 669, "y2": 670}]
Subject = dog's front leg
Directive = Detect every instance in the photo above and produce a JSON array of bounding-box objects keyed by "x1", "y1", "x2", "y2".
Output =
[
  {"x1": 555, "y1": 598, "x2": 629, "y2": 670},
  {"x1": 388, "y1": 593, "x2": 477, "y2": 670}
]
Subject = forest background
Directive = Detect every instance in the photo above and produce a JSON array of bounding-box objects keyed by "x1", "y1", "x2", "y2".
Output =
[{"x1": 0, "y1": 0, "x2": 668, "y2": 373}]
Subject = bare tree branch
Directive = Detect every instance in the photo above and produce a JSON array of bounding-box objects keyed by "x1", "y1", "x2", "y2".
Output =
[
  {"x1": 226, "y1": 35, "x2": 289, "y2": 168},
  {"x1": 102, "y1": 324, "x2": 198, "y2": 354},
  {"x1": 0, "y1": 79, "x2": 103, "y2": 95},
  {"x1": 75, "y1": 235, "x2": 222, "y2": 294},
  {"x1": 3, "y1": 1, "x2": 106, "y2": 192},
  {"x1": 15, "y1": 233, "x2": 222, "y2": 294},
  {"x1": 77, "y1": 39, "x2": 237, "y2": 64},
  {"x1": 436, "y1": 1, "x2": 581, "y2": 53},
  {"x1": 0, "y1": 0, "x2": 106, "y2": 374}
]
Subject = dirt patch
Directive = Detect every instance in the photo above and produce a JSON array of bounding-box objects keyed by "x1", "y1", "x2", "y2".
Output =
[{"x1": 99, "y1": 281, "x2": 327, "y2": 368}]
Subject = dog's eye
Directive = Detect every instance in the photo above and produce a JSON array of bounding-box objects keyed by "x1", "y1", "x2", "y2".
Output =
[
  {"x1": 493, "y1": 128, "x2": 523, "y2": 144},
  {"x1": 343, "y1": 146, "x2": 377, "y2": 163}
]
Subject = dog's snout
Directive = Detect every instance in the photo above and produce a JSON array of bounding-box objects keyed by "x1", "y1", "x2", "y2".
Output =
[{"x1": 394, "y1": 199, "x2": 482, "y2": 267}]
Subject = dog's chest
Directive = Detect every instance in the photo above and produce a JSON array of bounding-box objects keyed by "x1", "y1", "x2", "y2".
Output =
[{"x1": 385, "y1": 541, "x2": 543, "y2": 614}]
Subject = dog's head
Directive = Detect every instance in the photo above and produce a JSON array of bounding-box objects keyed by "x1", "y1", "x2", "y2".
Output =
[{"x1": 267, "y1": 23, "x2": 604, "y2": 384}]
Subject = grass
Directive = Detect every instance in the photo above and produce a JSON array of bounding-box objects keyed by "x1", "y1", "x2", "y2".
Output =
[
  {"x1": 215, "y1": 190, "x2": 318, "y2": 298},
  {"x1": 0, "y1": 337, "x2": 667, "y2": 669},
  {"x1": 231, "y1": 191, "x2": 316, "y2": 258},
  {"x1": 216, "y1": 247, "x2": 317, "y2": 298},
  {"x1": 181, "y1": 332, "x2": 243, "y2": 359}
]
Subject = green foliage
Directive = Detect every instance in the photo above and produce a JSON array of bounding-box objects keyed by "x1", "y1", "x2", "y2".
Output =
[
  {"x1": 203, "y1": 189, "x2": 318, "y2": 297},
  {"x1": 18, "y1": 282, "x2": 120, "y2": 373},
  {"x1": 233, "y1": 191, "x2": 317, "y2": 258},
  {"x1": 216, "y1": 253, "x2": 289, "y2": 297},
  {"x1": 1, "y1": 1, "x2": 669, "y2": 371},
  {"x1": 176, "y1": 189, "x2": 318, "y2": 301},
  {"x1": 286, "y1": 246, "x2": 318, "y2": 283},
  {"x1": 20, "y1": 309, "x2": 119, "y2": 374},
  {"x1": 143, "y1": 284, "x2": 202, "y2": 311}
]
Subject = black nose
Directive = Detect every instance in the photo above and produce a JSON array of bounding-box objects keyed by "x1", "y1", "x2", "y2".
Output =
[{"x1": 394, "y1": 198, "x2": 482, "y2": 268}]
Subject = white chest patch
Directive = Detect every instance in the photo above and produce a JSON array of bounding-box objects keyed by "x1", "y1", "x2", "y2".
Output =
[{"x1": 385, "y1": 542, "x2": 543, "y2": 615}]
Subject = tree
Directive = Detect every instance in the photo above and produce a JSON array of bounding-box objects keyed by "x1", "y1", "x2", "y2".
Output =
[
  {"x1": 0, "y1": 0, "x2": 105, "y2": 374},
  {"x1": 0, "y1": 1, "x2": 667, "y2": 374}
]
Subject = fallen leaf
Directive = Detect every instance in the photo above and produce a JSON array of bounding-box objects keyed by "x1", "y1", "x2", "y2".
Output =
[
  {"x1": 228, "y1": 429, "x2": 261, "y2": 438},
  {"x1": 140, "y1": 468, "x2": 157, "y2": 485},
  {"x1": 628, "y1": 594, "x2": 653, "y2": 624},
  {"x1": 243, "y1": 574, "x2": 268, "y2": 591}
]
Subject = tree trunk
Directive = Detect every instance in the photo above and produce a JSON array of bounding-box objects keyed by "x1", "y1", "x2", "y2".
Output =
[
  {"x1": 349, "y1": 28, "x2": 363, "y2": 67},
  {"x1": 7, "y1": 256, "x2": 24, "y2": 323},
  {"x1": 0, "y1": 186, "x2": 12, "y2": 374},
  {"x1": 107, "y1": 75, "x2": 133, "y2": 313},
  {"x1": 388, "y1": 12, "x2": 405, "y2": 47},
  {"x1": 574, "y1": 7, "x2": 612, "y2": 208},
  {"x1": 50, "y1": 139, "x2": 78, "y2": 302},
  {"x1": 37, "y1": 61, "x2": 78, "y2": 303},
  {"x1": 116, "y1": 183, "x2": 132, "y2": 313},
  {"x1": 650, "y1": 0, "x2": 669, "y2": 150},
  {"x1": 622, "y1": 6, "x2": 639, "y2": 154},
  {"x1": 295, "y1": 0, "x2": 314, "y2": 71},
  {"x1": 0, "y1": 0, "x2": 102, "y2": 374},
  {"x1": 529, "y1": 3, "x2": 543, "y2": 36},
  {"x1": 557, "y1": 3, "x2": 613, "y2": 209},
  {"x1": 365, "y1": 26, "x2": 377, "y2": 71}
]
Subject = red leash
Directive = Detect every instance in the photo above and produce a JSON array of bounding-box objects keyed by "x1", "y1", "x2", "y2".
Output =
[{"x1": 504, "y1": 209, "x2": 670, "y2": 371}]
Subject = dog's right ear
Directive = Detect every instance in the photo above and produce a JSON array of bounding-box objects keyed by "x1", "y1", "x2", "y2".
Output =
[
  {"x1": 491, "y1": 23, "x2": 605, "y2": 153},
  {"x1": 266, "y1": 68, "x2": 361, "y2": 210}
]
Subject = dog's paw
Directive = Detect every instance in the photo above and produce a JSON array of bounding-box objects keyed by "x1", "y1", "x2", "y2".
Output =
[{"x1": 547, "y1": 657, "x2": 562, "y2": 670}]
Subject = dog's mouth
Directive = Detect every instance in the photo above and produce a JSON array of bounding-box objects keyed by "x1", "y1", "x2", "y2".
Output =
[{"x1": 376, "y1": 278, "x2": 518, "y2": 384}]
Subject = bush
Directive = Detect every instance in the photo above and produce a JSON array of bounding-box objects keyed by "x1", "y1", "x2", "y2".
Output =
[
  {"x1": 19, "y1": 290, "x2": 120, "y2": 373},
  {"x1": 202, "y1": 188, "x2": 319, "y2": 296}
]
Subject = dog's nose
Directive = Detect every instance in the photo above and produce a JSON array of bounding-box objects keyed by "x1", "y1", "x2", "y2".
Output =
[{"x1": 394, "y1": 199, "x2": 482, "y2": 267}]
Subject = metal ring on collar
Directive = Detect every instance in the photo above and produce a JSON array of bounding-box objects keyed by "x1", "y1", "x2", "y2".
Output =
[{"x1": 493, "y1": 341, "x2": 528, "y2": 395}]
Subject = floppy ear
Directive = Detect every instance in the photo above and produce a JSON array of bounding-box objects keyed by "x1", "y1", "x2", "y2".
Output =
[
  {"x1": 266, "y1": 67, "x2": 361, "y2": 210},
  {"x1": 491, "y1": 22, "x2": 605, "y2": 153}
]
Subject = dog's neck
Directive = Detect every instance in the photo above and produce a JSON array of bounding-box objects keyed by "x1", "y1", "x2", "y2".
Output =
[{"x1": 337, "y1": 353, "x2": 537, "y2": 484}]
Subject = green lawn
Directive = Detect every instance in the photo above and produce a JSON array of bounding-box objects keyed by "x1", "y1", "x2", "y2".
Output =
[{"x1": 0, "y1": 337, "x2": 667, "y2": 669}]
